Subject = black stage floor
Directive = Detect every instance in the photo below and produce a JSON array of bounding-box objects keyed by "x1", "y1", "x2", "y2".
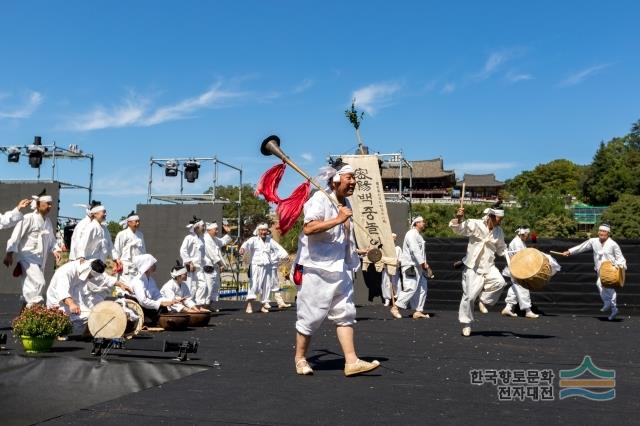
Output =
[{"x1": 1, "y1": 295, "x2": 638, "y2": 425}]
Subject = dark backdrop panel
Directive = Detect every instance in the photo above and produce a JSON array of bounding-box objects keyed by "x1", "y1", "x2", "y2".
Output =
[
  {"x1": 0, "y1": 181, "x2": 60, "y2": 294},
  {"x1": 354, "y1": 201, "x2": 410, "y2": 305},
  {"x1": 136, "y1": 203, "x2": 223, "y2": 287}
]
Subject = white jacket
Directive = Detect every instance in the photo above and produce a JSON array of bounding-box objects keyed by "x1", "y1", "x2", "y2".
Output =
[
  {"x1": 569, "y1": 237, "x2": 627, "y2": 271},
  {"x1": 241, "y1": 235, "x2": 288, "y2": 266},
  {"x1": 204, "y1": 233, "x2": 232, "y2": 268},
  {"x1": 112, "y1": 228, "x2": 146, "y2": 266},
  {"x1": 6, "y1": 212, "x2": 57, "y2": 268},
  {"x1": 160, "y1": 279, "x2": 196, "y2": 311},
  {"x1": 69, "y1": 215, "x2": 92, "y2": 260},
  {"x1": 399, "y1": 228, "x2": 426, "y2": 272},
  {"x1": 0, "y1": 208, "x2": 23, "y2": 230},
  {"x1": 74, "y1": 219, "x2": 113, "y2": 261},
  {"x1": 449, "y1": 217, "x2": 507, "y2": 273}
]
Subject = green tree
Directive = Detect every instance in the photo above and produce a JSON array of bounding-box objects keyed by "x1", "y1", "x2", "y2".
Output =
[
  {"x1": 106, "y1": 221, "x2": 121, "y2": 242},
  {"x1": 535, "y1": 214, "x2": 577, "y2": 238},
  {"x1": 207, "y1": 184, "x2": 272, "y2": 239},
  {"x1": 505, "y1": 159, "x2": 586, "y2": 198},
  {"x1": 600, "y1": 194, "x2": 640, "y2": 238},
  {"x1": 582, "y1": 138, "x2": 638, "y2": 205}
]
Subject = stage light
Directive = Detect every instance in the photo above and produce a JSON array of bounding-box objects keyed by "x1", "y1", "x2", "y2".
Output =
[
  {"x1": 165, "y1": 160, "x2": 179, "y2": 177},
  {"x1": 184, "y1": 160, "x2": 200, "y2": 183},
  {"x1": 7, "y1": 147, "x2": 20, "y2": 163},
  {"x1": 28, "y1": 136, "x2": 45, "y2": 168}
]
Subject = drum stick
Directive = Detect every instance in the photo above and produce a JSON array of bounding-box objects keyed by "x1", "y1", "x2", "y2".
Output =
[
  {"x1": 549, "y1": 250, "x2": 565, "y2": 256},
  {"x1": 460, "y1": 182, "x2": 466, "y2": 207}
]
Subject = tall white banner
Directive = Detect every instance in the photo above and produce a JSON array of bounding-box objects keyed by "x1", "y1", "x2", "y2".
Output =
[{"x1": 342, "y1": 155, "x2": 398, "y2": 274}]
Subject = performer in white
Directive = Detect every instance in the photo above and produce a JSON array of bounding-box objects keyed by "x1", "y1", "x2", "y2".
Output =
[
  {"x1": 46, "y1": 259, "x2": 132, "y2": 334},
  {"x1": 293, "y1": 162, "x2": 380, "y2": 377},
  {"x1": 391, "y1": 218, "x2": 431, "y2": 319},
  {"x1": 180, "y1": 217, "x2": 208, "y2": 306},
  {"x1": 0, "y1": 198, "x2": 31, "y2": 230},
  {"x1": 267, "y1": 230, "x2": 292, "y2": 309},
  {"x1": 130, "y1": 254, "x2": 179, "y2": 325},
  {"x1": 380, "y1": 233, "x2": 402, "y2": 307},
  {"x1": 69, "y1": 200, "x2": 102, "y2": 260},
  {"x1": 204, "y1": 221, "x2": 232, "y2": 309},
  {"x1": 501, "y1": 226, "x2": 539, "y2": 319},
  {"x1": 160, "y1": 262, "x2": 209, "y2": 313},
  {"x1": 112, "y1": 211, "x2": 146, "y2": 283},
  {"x1": 449, "y1": 204, "x2": 508, "y2": 337},
  {"x1": 74, "y1": 204, "x2": 112, "y2": 262},
  {"x1": 4, "y1": 190, "x2": 61, "y2": 306},
  {"x1": 562, "y1": 223, "x2": 627, "y2": 320},
  {"x1": 239, "y1": 223, "x2": 288, "y2": 313}
]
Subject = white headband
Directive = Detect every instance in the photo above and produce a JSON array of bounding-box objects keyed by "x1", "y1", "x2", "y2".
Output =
[
  {"x1": 256, "y1": 223, "x2": 268, "y2": 231},
  {"x1": 411, "y1": 216, "x2": 424, "y2": 226},
  {"x1": 171, "y1": 267, "x2": 188, "y2": 278},
  {"x1": 119, "y1": 215, "x2": 140, "y2": 228},
  {"x1": 206, "y1": 222, "x2": 219, "y2": 230},
  {"x1": 90, "y1": 205, "x2": 106, "y2": 214},
  {"x1": 517, "y1": 227, "x2": 530, "y2": 235},
  {"x1": 187, "y1": 220, "x2": 205, "y2": 230},
  {"x1": 599, "y1": 225, "x2": 611, "y2": 233},
  {"x1": 332, "y1": 164, "x2": 355, "y2": 182},
  {"x1": 488, "y1": 208, "x2": 504, "y2": 217}
]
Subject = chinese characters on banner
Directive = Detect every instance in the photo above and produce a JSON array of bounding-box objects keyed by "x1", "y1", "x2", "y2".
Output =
[{"x1": 342, "y1": 155, "x2": 397, "y2": 275}]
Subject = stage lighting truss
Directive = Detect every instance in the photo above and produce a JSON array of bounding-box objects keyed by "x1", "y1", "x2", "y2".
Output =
[
  {"x1": 184, "y1": 160, "x2": 200, "y2": 183},
  {"x1": 165, "y1": 160, "x2": 179, "y2": 177}
]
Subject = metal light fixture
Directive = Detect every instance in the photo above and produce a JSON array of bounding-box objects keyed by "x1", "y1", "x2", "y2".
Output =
[
  {"x1": 165, "y1": 160, "x2": 179, "y2": 177},
  {"x1": 28, "y1": 136, "x2": 45, "y2": 168},
  {"x1": 184, "y1": 160, "x2": 200, "y2": 183},
  {"x1": 7, "y1": 146, "x2": 21, "y2": 163}
]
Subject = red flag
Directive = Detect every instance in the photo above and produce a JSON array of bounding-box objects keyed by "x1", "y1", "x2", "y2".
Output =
[{"x1": 256, "y1": 163, "x2": 310, "y2": 235}]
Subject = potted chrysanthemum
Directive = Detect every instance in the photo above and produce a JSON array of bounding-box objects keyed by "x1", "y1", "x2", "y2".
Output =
[{"x1": 12, "y1": 305, "x2": 72, "y2": 353}]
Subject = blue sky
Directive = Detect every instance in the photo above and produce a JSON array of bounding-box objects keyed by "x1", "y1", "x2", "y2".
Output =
[{"x1": 1, "y1": 1, "x2": 639, "y2": 221}]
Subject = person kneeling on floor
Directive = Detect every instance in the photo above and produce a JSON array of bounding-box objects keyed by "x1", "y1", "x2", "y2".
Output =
[
  {"x1": 161, "y1": 261, "x2": 210, "y2": 313},
  {"x1": 129, "y1": 254, "x2": 181, "y2": 325}
]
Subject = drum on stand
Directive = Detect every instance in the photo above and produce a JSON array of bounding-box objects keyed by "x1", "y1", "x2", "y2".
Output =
[
  {"x1": 88, "y1": 300, "x2": 145, "y2": 339},
  {"x1": 510, "y1": 248, "x2": 552, "y2": 291}
]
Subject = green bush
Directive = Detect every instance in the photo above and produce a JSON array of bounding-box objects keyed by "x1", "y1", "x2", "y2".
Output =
[{"x1": 12, "y1": 305, "x2": 73, "y2": 338}]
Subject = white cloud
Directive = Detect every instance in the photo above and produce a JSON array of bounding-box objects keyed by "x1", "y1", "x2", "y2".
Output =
[
  {"x1": 351, "y1": 82, "x2": 402, "y2": 115},
  {"x1": 506, "y1": 71, "x2": 533, "y2": 83},
  {"x1": 472, "y1": 51, "x2": 510, "y2": 81},
  {"x1": 67, "y1": 83, "x2": 246, "y2": 131},
  {"x1": 559, "y1": 64, "x2": 611, "y2": 87},
  {"x1": 0, "y1": 90, "x2": 44, "y2": 119},
  {"x1": 300, "y1": 153, "x2": 313, "y2": 162},
  {"x1": 441, "y1": 83, "x2": 456, "y2": 94},
  {"x1": 293, "y1": 78, "x2": 314, "y2": 94},
  {"x1": 449, "y1": 162, "x2": 517, "y2": 174}
]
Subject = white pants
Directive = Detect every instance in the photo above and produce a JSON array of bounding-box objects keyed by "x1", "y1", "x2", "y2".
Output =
[
  {"x1": 205, "y1": 268, "x2": 222, "y2": 302},
  {"x1": 596, "y1": 277, "x2": 617, "y2": 308},
  {"x1": 504, "y1": 281, "x2": 532, "y2": 310},
  {"x1": 396, "y1": 267, "x2": 428, "y2": 312},
  {"x1": 247, "y1": 264, "x2": 272, "y2": 304},
  {"x1": 19, "y1": 260, "x2": 46, "y2": 306},
  {"x1": 188, "y1": 270, "x2": 208, "y2": 305},
  {"x1": 459, "y1": 266, "x2": 506, "y2": 325},
  {"x1": 270, "y1": 266, "x2": 281, "y2": 293},
  {"x1": 295, "y1": 267, "x2": 356, "y2": 336},
  {"x1": 381, "y1": 270, "x2": 400, "y2": 301}
]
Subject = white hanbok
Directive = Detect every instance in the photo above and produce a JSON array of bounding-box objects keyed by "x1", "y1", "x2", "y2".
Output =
[
  {"x1": 449, "y1": 217, "x2": 507, "y2": 325},
  {"x1": 160, "y1": 278, "x2": 197, "y2": 312},
  {"x1": 46, "y1": 260, "x2": 117, "y2": 333},
  {"x1": 568, "y1": 237, "x2": 627, "y2": 309},
  {"x1": 112, "y1": 227, "x2": 146, "y2": 282},
  {"x1": 396, "y1": 229, "x2": 429, "y2": 312},
  {"x1": 502, "y1": 236, "x2": 532, "y2": 310},
  {"x1": 294, "y1": 190, "x2": 360, "y2": 336},
  {"x1": 131, "y1": 273, "x2": 170, "y2": 311},
  {"x1": 69, "y1": 215, "x2": 92, "y2": 260},
  {"x1": 74, "y1": 219, "x2": 113, "y2": 262},
  {"x1": 6, "y1": 212, "x2": 57, "y2": 305},
  {"x1": 204, "y1": 233, "x2": 232, "y2": 302},
  {"x1": 241, "y1": 235, "x2": 288, "y2": 304},
  {"x1": 180, "y1": 233, "x2": 207, "y2": 305},
  {"x1": 0, "y1": 208, "x2": 23, "y2": 230}
]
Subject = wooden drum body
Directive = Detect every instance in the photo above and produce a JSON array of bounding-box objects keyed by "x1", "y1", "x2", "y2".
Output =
[
  {"x1": 600, "y1": 260, "x2": 625, "y2": 289},
  {"x1": 88, "y1": 300, "x2": 144, "y2": 339},
  {"x1": 510, "y1": 248, "x2": 552, "y2": 291}
]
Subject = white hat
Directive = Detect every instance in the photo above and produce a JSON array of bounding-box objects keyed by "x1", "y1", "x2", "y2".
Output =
[
  {"x1": 133, "y1": 254, "x2": 157, "y2": 275},
  {"x1": 516, "y1": 226, "x2": 530, "y2": 235},
  {"x1": 411, "y1": 216, "x2": 424, "y2": 226},
  {"x1": 256, "y1": 223, "x2": 269, "y2": 231},
  {"x1": 206, "y1": 222, "x2": 219, "y2": 231},
  {"x1": 332, "y1": 164, "x2": 355, "y2": 182},
  {"x1": 599, "y1": 224, "x2": 611, "y2": 233}
]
